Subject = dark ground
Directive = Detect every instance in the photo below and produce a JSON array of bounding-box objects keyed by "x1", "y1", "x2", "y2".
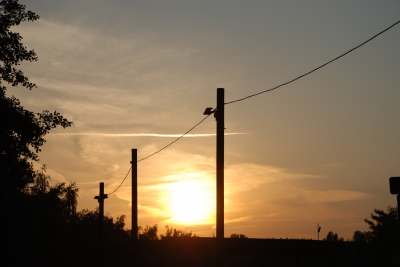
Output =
[{"x1": 4, "y1": 237, "x2": 393, "y2": 267}]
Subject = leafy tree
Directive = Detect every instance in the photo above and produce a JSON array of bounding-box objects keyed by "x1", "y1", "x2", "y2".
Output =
[
  {"x1": 352, "y1": 230, "x2": 373, "y2": 244},
  {"x1": 0, "y1": 0, "x2": 72, "y2": 193},
  {"x1": 2, "y1": 166, "x2": 81, "y2": 265},
  {"x1": 0, "y1": 0, "x2": 39, "y2": 89},
  {"x1": 66, "y1": 208, "x2": 129, "y2": 243},
  {"x1": 25, "y1": 166, "x2": 79, "y2": 235},
  {"x1": 25, "y1": 168, "x2": 79, "y2": 219},
  {"x1": 230, "y1": 233, "x2": 248, "y2": 238},
  {"x1": 364, "y1": 206, "x2": 399, "y2": 246},
  {"x1": 139, "y1": 224, "x2": 159, "y2": 240},
  {"x1": 324, "y1": 231, "x2": 344, "y2": 241},
  {"x1": 341, "y1": 206, "x2": 400, "y2": 267},
  {"x1": 136, "y1": 224, "x2": 200, "y2": 240},
  {"x1": 160, "y1": 225, "x2": 198, "y2": 239}
]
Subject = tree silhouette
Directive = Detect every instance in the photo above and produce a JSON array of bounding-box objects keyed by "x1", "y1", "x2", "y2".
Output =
[
  {"x1": 352, "y1": 230, "x2": 373, "y2": 244},
  {"x1": 351, "y1": 206, "x2": 399, "y2": 246},
  {"x1": 1, "y1": 2, "x2": 73, "y2": 262},
  {"x1": 360, "y1": 206, "x2": 399, "y2": 265},
  {"x1": 339, "y1": 206, "x2": 400, "y2": 267},
  {"x1": 230, "y1": 233, "x2": 248, "y2": 238},
  {"x1": 0, "y1": 0, "x2": 72, "y2": 193},
  {"x1": 160, "y1": 225, "x2": 198, "y2": 239},
  {"x1": 364, "y1": 206, "x2": 399, "y2": 246},
  {"x1": 324, "y1": 231, "x2": 344, "y2": 241},
  {"x1": 139, "y1": 224, "x2": 159, "y2": 240},
  {"x1": 0, "y1": 0, "x2": 39, "y2": 89}
]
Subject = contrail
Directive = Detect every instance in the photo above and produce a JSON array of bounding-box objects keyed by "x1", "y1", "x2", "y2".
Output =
[{"x1": 49, "y1": 133, "x2": 247, "y2": 137}]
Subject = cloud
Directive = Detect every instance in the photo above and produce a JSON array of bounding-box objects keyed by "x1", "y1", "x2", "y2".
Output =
[
  {"x1": 49, "y1": 132, "x2": 246, "y2": 137},
  {"x1": 225, "y1": 163, "x2": 326, "y2": 194},
  {"x1": 110, "y1": 148, "x2": 332, "y2": 227},
  {"x1": 43, "y1": 167, "x2": 68, "y2": 184},
  {"x1": 49, "y1": 59, "x2": 62, "y2": 66},
  {"x1": 274, "y1": 190, "x2": 375, "y2": 206},
  {"x1": 138, "y1": 204, "x2": 170, "y2": 221},
  {"x1": 17, "y1": 18, "x2": 243, "y2": 133},
  {"x1": 225, "y1": 216, "x2": 252, "y2": 224}
]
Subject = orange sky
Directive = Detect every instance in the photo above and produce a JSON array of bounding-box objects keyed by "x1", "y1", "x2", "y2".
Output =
[{"x1": 12, "y1": 0, "x2": 400, "y2": 239}]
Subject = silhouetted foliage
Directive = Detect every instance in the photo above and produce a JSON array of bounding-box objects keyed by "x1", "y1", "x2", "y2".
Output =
[
  {"x1": 0, "y1": 0, "x2": 39, "y2": 89},
  {"x1": 160, "y1": 225, "x2": 198, "y2": 239},
  {"x1": 26, "y1": 166, "x2": 79, "y2": 219},
  {"x1": 332, "y1": 206, "x2": 400, "y2": 267},
  {"x1": 2, "y1": 167, "x2": 82, "y2": 265},
  {"x1": 352, "y1": 206, "x2": 400, "y2": 266},
  {"x1": 352, "y1": 230, "x2": 373, "y2": 244},
  {"x1": 1, "y1": 3, "x2": 73, "y2": 263},
  {"x1": 136, "y1": 224, "x2": 200, "y2": 240},
  {"x1": 0, "y1": 0, "x2": 72, "y2": 193},
  {"x1": 364, "y1": 206, "x2": 399, "y2": 246},
  {"x1": 66, "y1": 207, "x2": 130, "y2": 245},
  {"x1": 230, "y1": 233, "x2": 248, "y2": 238},
  {"x1": 350, "y1": 206, "x2": 399, "y2": 248},
  {"x1": 2, "y1": 165, "x2": 133, "y2": 266},
  {"x1": 139, "y1": 224, "x2": 159, "y2": 240},
  {"x1": 324, "y1": 231, "x2": 344, "y2": 242}
]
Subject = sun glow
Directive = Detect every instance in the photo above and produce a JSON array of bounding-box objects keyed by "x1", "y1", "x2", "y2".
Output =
[{"x1": 163, "y1": 173, "x2": 214, "y2": 225}]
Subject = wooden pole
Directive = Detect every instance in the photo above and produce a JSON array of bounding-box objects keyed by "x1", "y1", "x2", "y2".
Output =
[
  {"x1": 131, "y1": 149, "x2": 138, "y2": 263},
  {"x1": 397, "y1": 194, "x2": 400, "y2": 228},
  {"x1": 132, "y1": 149, "x2": 138, "y2": 241},
  {"x1": 97, "y1": 182, "x2": 105, "y2": 266},
  {"x1": 216, "y1": 88, "x2": 225, "y2": 266}
]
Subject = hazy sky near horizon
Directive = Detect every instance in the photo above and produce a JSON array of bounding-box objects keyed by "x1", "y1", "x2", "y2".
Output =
[{"x1": 11, "y1": 0, "x2": 400, "y2": 239}]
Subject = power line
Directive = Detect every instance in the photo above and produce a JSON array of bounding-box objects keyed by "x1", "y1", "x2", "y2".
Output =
[
  {"x1": 107, "y1": 166, "x2": 131, "y2": 195},
  {"x1": 106, "y1": 20, "x2": 400, "y2": 195},
  {"x1": 107, "y1": 113, "x2": 213, "y2": 194},
  {"x1": 225, "y1": 19, "x2": 400, "y2": 105},
  {"x1": 137, "y1": 113, "x2": 213, "y2": 162}
]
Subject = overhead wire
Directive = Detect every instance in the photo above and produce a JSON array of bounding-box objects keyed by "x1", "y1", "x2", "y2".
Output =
[
  {"x1": 107, "y1": 167, "x2": 131, "y2": 195},
  {"x1": 107, "y1": 113, "x2": 214, "y2": 194},
  {"x1": 225, "y1": 19, "x2": 400, "y2": 105},
  {"x1": 107, "y1": 19, "x2": 400, "y2": 195},
  {"x1": 137, "y1": 113, "x2": 213, "y2": 162}
]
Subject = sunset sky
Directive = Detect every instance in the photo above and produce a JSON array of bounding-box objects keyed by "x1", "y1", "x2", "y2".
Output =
[{"x1": 12, "y1": 0, "x2": 400, "y2": 239}]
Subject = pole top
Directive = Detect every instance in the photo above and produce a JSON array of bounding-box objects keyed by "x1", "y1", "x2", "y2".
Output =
[
  {"x1": 390, "y1": 177, "x2": 400, "y2": 194},
  {"x1": 203, "y1": 107, "x2": 215, "y2": 115},
  {"x1": 94, "y1": 194, "x2": 108, "y2": 200}
]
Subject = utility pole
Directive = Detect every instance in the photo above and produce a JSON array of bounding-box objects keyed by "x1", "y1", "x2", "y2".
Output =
[
  {"x1": 131, "y1": 149, "x2": 138, "y2": 263},
  {"x1": 317, "y1": 223, "x2": 321, "y2": 240},
  {"x1": 216, "y1": 88, "x2": 225, "y2": 266},
  {"x1": 398, "y1": 194, "x2": 400, "y2": 228},
  {"x1": 94, "y1": 182, "x2": 108, "y2": 266},
  {"x1": 389, "y1": 177, "x2": 400, "y2": 228},
  {"x1": 203, "y1": 88, "x2": 225, "y2": 266}
]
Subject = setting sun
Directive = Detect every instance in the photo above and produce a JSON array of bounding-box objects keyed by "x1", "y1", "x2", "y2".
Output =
[{"x1": 162, "y1": 173, "x2": 215, "y2": 225}]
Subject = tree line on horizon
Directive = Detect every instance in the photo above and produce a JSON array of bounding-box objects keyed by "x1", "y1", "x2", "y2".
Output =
[{"x1": 1, "y1": 1, "x2": 399, "y2": 266}]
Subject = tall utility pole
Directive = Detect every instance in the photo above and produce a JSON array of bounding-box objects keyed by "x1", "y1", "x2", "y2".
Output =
[
  {"x1": 203, "y1": 88, "x2": 226, "y2": 266},
  {"x1": 204, "y1": 88, "x2": 225, "y2": 266},
  {"x1": 216, "y1": 88, "x2": 225, "y2": 266},
  {"x1": 131, "y1": 149, "x2": 138, "y2": 241},
  {"x1": 131, "y1": 149, "x2": 138, "y2": 262},
  {"x1": 94, "y1": 182, "x2": 108, "y2": 266}
]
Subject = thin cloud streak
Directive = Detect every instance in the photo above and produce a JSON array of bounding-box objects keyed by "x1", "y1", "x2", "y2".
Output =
[
  {"x1": 274, "y1": 190, "x2": 375, "y2": 206},
  {"x1": 49, "y1": 133, "x2": 247, "y2": 137}
]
